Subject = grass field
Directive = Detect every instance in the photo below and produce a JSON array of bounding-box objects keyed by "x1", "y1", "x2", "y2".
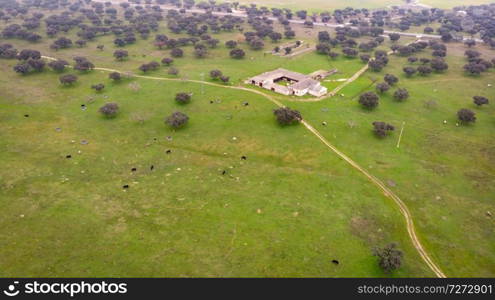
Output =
[
  {"x1": 236, "y1": 0, "x2": 495, "y2": 11},
  {"x1": 288, "y1": 43, "x2": 495, "y2": 277},
  {"x1": 0, "y1": 62, "x2": 434, "y2": 277},
  {"x1": 235, "y1": 0, "x2": 401, "y2": 11},
  {"x1": 421, "y1": 0, "x2": 495, "y2": 8},
  {"x1": 0, "y1": 1, "x2": 494, "y2": 277}
]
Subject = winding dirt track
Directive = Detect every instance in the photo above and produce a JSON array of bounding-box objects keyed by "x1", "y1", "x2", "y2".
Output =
[{"x1": 43, "y1": 56, "x2": 446, "y2": 277}]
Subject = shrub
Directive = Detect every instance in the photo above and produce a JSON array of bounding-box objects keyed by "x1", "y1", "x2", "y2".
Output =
[
  {"x1": 457, "y1": 109, "x2": 476, "y2": 124},
  {"x1": 376, "y1": 82, "x2": 390, "y2": 93},
  {"x1": 225, "y1": 40, "x2": 237, "y2": 48},
  {"x1": 359, "y1": 92, "x2": 379, "y2": 110},
  {"x1": 393, "y1": 88, "x2": 409, "y2": 102},
  {"x1": 161, "y1": 57, "x2": 173, "y2": 66},
  {"x1": 273, "y1": 107, "x2": 302, "y2": 125},
  {"x1": 210, "y1": 69, "x2": 222, "y2": 79},
  {"x1": 403, "y1": 66, "x2": 417, "y2": 77},
  {"x1": 384, "y1": 74, "x2": 398, "y2": 85},
  {"x1": 372, "y1": 121, "x2": 395, "y2": 137},
  {"x1": 99, "y1": 102, "x2": 119, "y2": 117},
  {"x1": 113, "y1": 50, "x2": 128, "y2": 61},
  {"x1": 48, "y1": 59, "x2": 68, "y2": 72},
  {"x1": 59, "y1": 74, "x2": 78, "y2": 85},
  {"x1": 473, "y1": 96, "x2": 489, "y2": 106},
  {"x1": 109, "y1": 72, "x2": 122, "y2": 81},
  {"x1": 170, "y1": 48, "x2": 183, "y2": 58},
  {"x1": 417, "y1": 65, "x2": 432, "y2": 76},
  {"x1": 166, "y1": 111, "x2": 189, "y2": 128},
  {"x1": 91, "y1": 83, "x2": 105, "y2": 92},
  {"x1": 230, "y1": 48, "x2": 245, "y2": 59},
  {"x1": 175, "y1": 92, "x2": 191, "y2": 104},
  {"x1": 373, "y1": 243, "x2": 403, "y2": 273}
]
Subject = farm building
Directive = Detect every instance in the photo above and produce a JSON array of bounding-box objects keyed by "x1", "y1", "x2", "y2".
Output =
[{"x1": 246, "y1": 68, "x2": 333, "y2": 97}]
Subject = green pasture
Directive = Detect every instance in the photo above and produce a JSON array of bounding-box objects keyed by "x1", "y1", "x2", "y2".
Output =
[
  {"x1": 288, "y1": 44, "x2": 495, "y2": 277},
  {"x1": 0, "y1": 63, "x2": 434, "y2": 277},
  {"x1": 1, "y1": 2, "x2": 494, "y2": 277}
]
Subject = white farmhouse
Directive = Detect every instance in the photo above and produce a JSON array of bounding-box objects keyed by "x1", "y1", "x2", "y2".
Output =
[{"x1": 247, "y1": 68, "x2": 330, "y2": 97}]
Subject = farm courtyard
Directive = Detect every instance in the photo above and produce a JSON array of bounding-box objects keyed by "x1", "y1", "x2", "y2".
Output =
[{"x1": 0, "y1": 0, "x2": 494, "y2": 278}]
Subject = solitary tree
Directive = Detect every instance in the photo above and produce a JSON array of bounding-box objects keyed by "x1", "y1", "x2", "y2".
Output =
[
  {"x1": 113, "y1": 50, "x2": 129, "y2": 61},
  {"x1": 388, "y1": 33, "x2": 401, "y2": 42},
  {"x1": 225, "y1": 40, "x2": 237, "y2": 48},
  {"x1": 359, "y1": 92, "x2": 379, "y2": 110},
  {"x1": 210, "y1": 69, "x2": 223, "y2": 79},
  {"x1": 372, "y1": 121, "x2": 395, "y2": 137},
  {"x1": 99, "y1": 102, "x2": 119, "y2": 117},
  {"x1": 59, "y1": 74, "x2": 78, "y2": 85},
  {"x1": 384, "y1": 74, "x2": 399, "y2": 86},
  {"x1": 171, "y1": 48, "x2": 184, "y2": 58},
  {"x1": 430, "y1": 58, "x2": 448, "y2": 72},
  {"x1": 369, "y1": 59, "x2": 385, "y2": 72},
  {"x1": 273, "y1": 107, "x2": 302, "y2": 125},
  {"x1": 230, "y1": 48, "x2": 245, "y2": 59},
  {"x1": 175, "y1": 92, "x2": 191, "y2": 104},
  {"x1": 109, "y1": 72, "x2": 122, "y2": 81},
  {"x1": 457, "y1": 108, "x2": 476, "y2": 124},
  {"x1": 166, "y1": 111, "x2": 189, "y2": 128},
  {"x1": 394, "y1": 88, "x2": 409, "y2": 101},
  {"x1": 373, "y1": 243, "x2": 403, "y2": 273},
  {"x1": 220, "y1": 75, "x2": 230, "y2": 83},
  {"x1": 74, "y1": 59, "x2": 94, "y2": 72},
  {"x1": 139, "y1": 63, "x2": 151, "y2": 73},
  {"x1": 473, "y1": 96, "x2": 489, "y2": 107},
  {"x1": 417, "y1": 65, "x2": 432, "y2": 76},
  {"x1": 161, "y1": 57, "x2": 174, "y2": 66},
  {"x1": 13, "y1": 63, "x2": 31, "y2": 75},
  {"x1": 48, "y1": 59, "x2": 68, "y2": 72},
  {"x1": 376, "y1": 82, "x2": 390, "y2": 94},
  {"x1": 91, "y1": 83, "x2": 105, "y2": 92},
  {"x1": 360, "y1": 54, "x2": 371, "y2": 63},
  {"x1": 403, "y1": 66, "x2": 417, "y2": 77}
]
